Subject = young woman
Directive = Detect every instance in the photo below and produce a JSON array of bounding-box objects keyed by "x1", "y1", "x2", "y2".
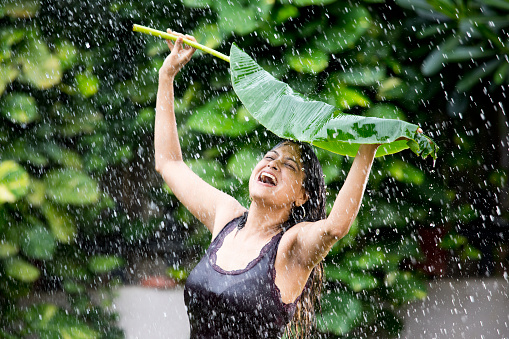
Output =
[{"x1": 155, "y1": 30, "x2": 387, "y2": 338}]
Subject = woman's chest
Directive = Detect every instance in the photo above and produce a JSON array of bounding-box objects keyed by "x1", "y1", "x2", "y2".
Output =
[{"x1": 214, "y1": 234, "x2": 272, "y2": 271}]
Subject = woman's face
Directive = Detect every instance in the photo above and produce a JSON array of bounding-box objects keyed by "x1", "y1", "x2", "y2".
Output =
[{"x1": 249, "y1": 142, "x2": 308, "y2": 209}]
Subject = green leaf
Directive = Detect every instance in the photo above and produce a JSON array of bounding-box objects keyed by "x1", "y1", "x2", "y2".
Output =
[
  {"x1": 75, "y1": 71, "x2": 100, "y2": 97},
  {"x1": 481, "y1": 0, "x2": 509, "y2": 10},
  {"x1": 377, "y1": 77, "x2": 407, "y2": 100},
  {"x1": 317, "y1": 291, "x2": 364, "y2": 335},
  {"x1": 365, "y1": 103, "x2": 407, "y2": 120},
  {"x1": 192, "y1": 23, "x2": 224, "y2": 51},
  {"x1": 88, "y1": 255, "x2": 125, "y2": 274},
  {"x1": 461, "y1": 244, "x2": 482, "y2": 260},
  {"x1": 280, "y1": 0, "x2": 338, "y2": 6},
  {"x1": 54, "y1": 40, "x2": 79, "y2": 70},
  {"x1": 182, "y1": 0, "x2": 213, "y2": 7},
  {"x1": 227, "y1": 146, "x2": 261, "y2": 180},
  {"x1": 21, "y1": 225, "x2": 56, "y2": 260},
  {"x1": 494, "y1": 61, "x2": 509, "y2": 85},
  {"x1": 63, "y1": 280, "x2": 86, "y2": 294},
  {"x1": 0, "y1": 92, "x2": 39, "y2": 124},
  {"x1": 186, "y1": 93, "x2": 258, "y2": 137},
  {"x1": 186, "y1": 159, "x2": 236, "y2": 191},
  {"x1": 421, "y1": 35, "x2": 461, "y2": 76},
  {"x1": 286, "y1": 49, "x2": 329, "y2": 74},
  {"x1": 0, "y1": 241, "x2": 19, "y2": 258},
  {"x1": 385, "y1": 159, "x2": 425, "y2": 185},
  {"x1": 24, "y1": 303, "x2": 58, "y2": 329},
  {"x1": 456, "y1": 59, "x2": 501, "y2": 92},
  {"x1": 230, "y1": 45, "x2": 438, "y2": 159},
  {"x1": 26, "y1": 178, "x2": 46, "y2": 207},
  {"x1": 274, "y1": 4, "x2": 299, "y2": 23},
  {"x1": 47, "y1": 258, "x2": 90, "y2": 280},
  {"x1": 0, "y1": 160, "x2": 30, "y2": 203},
  {"x1": 323, "y1": 82, "x2": 371, "y2": 110},
  {"x1": 44, "y1": 169, "x2": 99, "y2": 205},
  {"x1": 439, "y1": 232, "x2": 468, "y2": 250},
  {"x1": 5, "y1": 257, "x2": 40, "y2": 282},
  {"x1": 313, "y1": 6, "x2": 371, "y2": 53},
  {"x1": 2, "y1": 0, "x2": 40, "y2": 18},
  {"x1": 325, "y1": 265, "x2": 380, "y2": 291},
  {"x1": 384, "y1": 271, "x2": 427, "y2": 303},
  {"x1": 43, "y1": 143, "x2": 83, "y2": 170},
  {"x1": 336, "y1": 66, "x2": 386, "y2": 86},
  {"x1": 17, "y1": 35, "x2": 62, "y2": 89},
  {"x1": 166, "y1": 267, "x2": 189, "y2": 282},
  {"x1": 24, "y1": 304, "x2": 99, "y2": 338},
  {"x1": 0, "y1": 64, "x2": 19, "y2": 95},
  {"x1": 214, "y1": 0, "x2": 271, "y2": 36},
  {"x1": 3, "y1": 138, "x2": 49, "y2": 167},
  {"x1": 41, "y1": 203, "x2": 77, "y2": 244},
  {"x1": 50, "y1": 101, "x2": 103, "y2": 137}
]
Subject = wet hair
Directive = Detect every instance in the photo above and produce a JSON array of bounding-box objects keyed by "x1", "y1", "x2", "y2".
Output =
[{"x1": 272, "y1": 140, "x2": 326, "y2": 339}]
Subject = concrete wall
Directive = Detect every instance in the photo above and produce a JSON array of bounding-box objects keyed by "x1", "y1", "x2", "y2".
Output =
[
  {"x1": 112, "y1": 278, "x2": 509, "y2": 339},
  {"x1": 397, "y1": 278, "x2": 509, "y2": 339}
]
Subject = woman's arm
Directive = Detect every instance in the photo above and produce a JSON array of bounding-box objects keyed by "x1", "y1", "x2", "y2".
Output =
[
  {"x1": 285, "y1": 144, "x2": 378, "y2": 269},
  {"x1": 155, "y1": 31, "x2": 245, "y2": 234}
]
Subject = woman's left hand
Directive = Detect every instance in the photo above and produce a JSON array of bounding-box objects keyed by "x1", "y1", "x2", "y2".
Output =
[{"x1": 159, "y1": 29, "x2": 197, "y2": 79}]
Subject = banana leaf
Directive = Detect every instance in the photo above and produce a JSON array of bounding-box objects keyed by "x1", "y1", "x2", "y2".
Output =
[{"x1": 230, "y1": 44, "x2": 438, "y2": 159}]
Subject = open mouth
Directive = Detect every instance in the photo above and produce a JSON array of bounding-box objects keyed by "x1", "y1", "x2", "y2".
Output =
[{"x1": 258, "y1": 171, "x2": 277, "y2": 186}]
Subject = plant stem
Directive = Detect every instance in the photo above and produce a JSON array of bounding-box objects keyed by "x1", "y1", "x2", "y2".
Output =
[{"x1": 132, "y1": 24, "x2": 230, "y2": 63}]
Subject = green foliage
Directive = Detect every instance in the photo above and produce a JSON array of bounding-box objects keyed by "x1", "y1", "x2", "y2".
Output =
[
  {"x1": 230, "y1": 44, "x2": 438, "y2": 159},
  {"x1": 396, "y1": 0, "x2": 509, "y2": 113},
  {"x1": 0, "y1": 160, "x2": 30, "y2": 203},
  {"x1": 0, "y1": 0, "x2": 506, "y2": 337}
]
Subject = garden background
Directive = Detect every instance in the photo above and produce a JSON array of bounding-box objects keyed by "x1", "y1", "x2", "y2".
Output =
[{"x1": 1, "y1": 0, "x2": 508, "y2": 337}]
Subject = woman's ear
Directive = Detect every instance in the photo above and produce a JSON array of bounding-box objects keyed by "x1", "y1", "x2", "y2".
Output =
[{"x1": 295, "y1": 190, "x2": 309, "y2": 207}]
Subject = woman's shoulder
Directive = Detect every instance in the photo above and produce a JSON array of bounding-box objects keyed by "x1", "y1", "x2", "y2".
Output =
[
  {"x1": 277, "y1": 220, "x2": 321, "y2": 260},
  {"x1": 211, "y1": 203, "x2": 247, "y2": 240}
]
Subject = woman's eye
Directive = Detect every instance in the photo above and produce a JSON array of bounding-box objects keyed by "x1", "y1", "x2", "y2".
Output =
[{"x1": 285, "y1": 164, "x2": 296, "y2": 171}]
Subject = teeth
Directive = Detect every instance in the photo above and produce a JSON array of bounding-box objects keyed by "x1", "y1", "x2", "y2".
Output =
[{"x1": 260, "y1": 172, "x2": 276, "y2": 185}]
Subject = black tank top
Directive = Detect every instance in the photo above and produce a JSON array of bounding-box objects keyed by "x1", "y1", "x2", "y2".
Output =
[{"x1": 184, "y1": 215, "x2": 297, "y2": 338}]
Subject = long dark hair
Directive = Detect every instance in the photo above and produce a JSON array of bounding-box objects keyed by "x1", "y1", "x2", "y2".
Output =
[{"x1": 273, "y1": 140, "x2": 326, "y2": 339}]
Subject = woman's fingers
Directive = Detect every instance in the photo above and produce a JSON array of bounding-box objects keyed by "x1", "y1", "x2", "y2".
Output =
[
  {"x1": 174, "y1": 36, "x2": 183, "y2": 51},
  {"x1": 159, "y1": 28, "x2": 197, "y2": 77},
  {"x1": 417, "y1": 127, "x2": 423, "y2": 133},
  {"x1": 184, "y1": 34, "x2": 197, "y2": 44},
  {"x1": 165, "y1": 29, "x2": 197, "y2": 53}
]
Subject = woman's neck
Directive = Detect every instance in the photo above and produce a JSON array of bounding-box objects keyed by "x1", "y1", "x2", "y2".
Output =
[{"x1": 241, "y1": 201, "x2": 291, "y2": 239}]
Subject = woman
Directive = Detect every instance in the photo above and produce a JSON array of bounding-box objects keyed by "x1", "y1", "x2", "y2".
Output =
[{"x1": 155, "y1": 30, "x2": 382, "y2": 338}]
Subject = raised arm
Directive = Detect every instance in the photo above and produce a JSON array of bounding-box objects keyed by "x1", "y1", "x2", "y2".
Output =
[
  {"x1": 286, "y1": 144, "x2": 378, "y2": 269},
  {"x1": 154, "y1": 31, "x2": 245, "y2": 234}
]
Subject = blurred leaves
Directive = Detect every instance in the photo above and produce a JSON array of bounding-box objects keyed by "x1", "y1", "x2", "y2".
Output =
[
  {"x1": 400, "y1": 0, "x2": 509, "y2": 101},
  {"x1": 88, "y1": 255, "x2": 125, "y2": 274},
  {"x1": 21, "y1": 225, "x2": 56, "y2": 260},
  {"x1": 0, "y1": 93, "x2": 38, "y2": 124},
  {"x1": 0, "y1": 0, "x2": 506, "y2": 337},
  {"x1": 44, "y1": 169, "x2": 99, "y2": 205},
  {"x1": 317, "y1": 290, "x2": 365, "y2": 335},
  {"x1": 5, "y1": 257, "x2": 40, "y2": 283},
  {"x1": 0, "y1": 160, "x2": 30, "y2": 203}
]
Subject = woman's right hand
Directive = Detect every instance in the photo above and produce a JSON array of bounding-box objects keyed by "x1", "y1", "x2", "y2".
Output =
[{"x1": 159, "y1": 29, "x2": 196, "y2": 79}]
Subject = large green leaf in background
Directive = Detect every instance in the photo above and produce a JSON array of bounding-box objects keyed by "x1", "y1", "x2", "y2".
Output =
[
  {"x1": 0, "y1": 160, "x2": 30, "y2": 203},
  {"x1": 230, "y1": 45, "x2": 438, "y2": 159}
]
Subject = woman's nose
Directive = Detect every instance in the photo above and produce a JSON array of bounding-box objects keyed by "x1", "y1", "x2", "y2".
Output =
[{"x1": 267, "y1": 161, "x2": 280, "y2": 171}]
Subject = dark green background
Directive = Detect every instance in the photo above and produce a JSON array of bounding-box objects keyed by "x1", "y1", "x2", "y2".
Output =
[{"x1": 1, "y1": 0, "x2": 507, "y2": 337}]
